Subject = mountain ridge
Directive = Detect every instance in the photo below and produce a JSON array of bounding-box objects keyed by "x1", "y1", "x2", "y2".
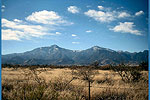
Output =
[{"x1": 2, "y1": 45, "x2": 148, "y2": 65}]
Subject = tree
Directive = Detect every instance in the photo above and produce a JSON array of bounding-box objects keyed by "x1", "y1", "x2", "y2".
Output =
[
  {"x1": 110, "y1": 64, "x2": 142, "y2": 83},
  {"x1": 139, "y1": 61, "x2": 148, "y2": 71},
  {"x1": 72, "y1": 66, "x2": 98, "y2": 100},
  {"x1": 90, "y1": 61, "x2": 99, "y2": 69}
]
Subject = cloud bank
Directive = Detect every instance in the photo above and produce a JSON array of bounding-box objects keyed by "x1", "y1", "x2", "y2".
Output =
[
  {"x1": 84, "y1": 10, "x2": 131, "y2": 23},
  {"x1": 2, "y1": 10, "x2": 72, "y2": 40}
]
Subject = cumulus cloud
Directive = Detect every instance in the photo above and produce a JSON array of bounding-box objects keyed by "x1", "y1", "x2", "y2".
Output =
[
  {"x1": 26, "y1": 10, "x2": 72, "y2": 25},
  {"x1": 2, "y1": 18, "x2": 51, "y2": 40},
  {"x1": 86, "y1": 30, "x2": 92, "y2": 33},
  {"x1": 118, "y1": 12, "x2": 131, "y2": 18},
  {"x1": 2, "y1": 10, "x2": 73, "y2": 41},
  {"x1": 135, "y1": 11, "x2": 144, "y2": 16},
  {"x1": 72, "y1": 42, "x2": 80, "y2": 44},
  {"x1": 67, "y1": 6, "x2": 79, "y2": 14},
  {"x1": 84, "y1": 10, "x2": 131, "y2": 23},
  {"x1": 72, "y1": 34, "x2": 77, "y2": 37},
  {"x1": 84, "y1": 10, "x2": 114, "y2": 22},
  {"x1": 2, "y1": 29, "x2": 24, "y2": 40},
  {"x1": 110, "y1": 22, "x2": 142, "y2": 35},
  {"x1": 98, "y1": 6, "x2": 104, "y2": 10}
]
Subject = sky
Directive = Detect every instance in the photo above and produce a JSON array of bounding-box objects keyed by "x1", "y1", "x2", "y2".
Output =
[{"x1": 1, "y1": 0, "x2": 148, "y2": 54}]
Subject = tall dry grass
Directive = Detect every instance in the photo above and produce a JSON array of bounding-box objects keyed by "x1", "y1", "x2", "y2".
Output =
[{"x1": 2, "y1": 67, "x2": 148, "y2": 100}]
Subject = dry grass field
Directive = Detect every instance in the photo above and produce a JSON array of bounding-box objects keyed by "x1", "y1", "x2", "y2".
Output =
[{"x1": 2, "y1": 67, "x2": 148, "y2": 100}]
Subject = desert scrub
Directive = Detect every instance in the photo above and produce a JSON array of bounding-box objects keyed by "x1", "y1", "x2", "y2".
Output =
[
  {"x1": 2, "y1": 67, "x2": 148, "y2": 100},
  {"x1": 2, "y1": 80, "x2": 59, "y2": 100}
]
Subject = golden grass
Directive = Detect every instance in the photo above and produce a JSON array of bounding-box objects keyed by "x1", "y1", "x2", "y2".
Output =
[{"x1": 2, "y1": 68, "x2": 148, "y2": 100}]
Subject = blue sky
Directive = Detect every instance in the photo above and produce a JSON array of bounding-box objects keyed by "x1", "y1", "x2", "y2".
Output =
[{"x1": 2, "y1": 0, "x2": 148, "y2": 54}]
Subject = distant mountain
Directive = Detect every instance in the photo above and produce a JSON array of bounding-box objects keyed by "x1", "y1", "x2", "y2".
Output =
[{"x1": 2, "y1": 45, "x2": 148, "y2": 65}]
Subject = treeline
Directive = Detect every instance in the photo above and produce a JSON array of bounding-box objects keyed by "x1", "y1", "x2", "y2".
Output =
[{"x1": 2, "y1": 61, "x2": 148, "y2": 71}]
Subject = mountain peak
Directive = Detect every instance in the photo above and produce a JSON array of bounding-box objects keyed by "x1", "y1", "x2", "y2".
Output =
[
  {"x1": 93, "y1": 46, "x2": 100, "y2": 48},
  {"x1": 93, "y1": 46, "x2": 100, "y2": 50},
  {"x1": 51, "y1": 44, "x2": 59, "y2": 48},
  {"x1": 91, "y1": 46, "x2": 103, "y2": 50},
  {"x1": 50, "y1": 45, "x2": 61, "y2": 51},
  {"x1": 91, "y1": 46, "x2": 115, "y2": 52}
]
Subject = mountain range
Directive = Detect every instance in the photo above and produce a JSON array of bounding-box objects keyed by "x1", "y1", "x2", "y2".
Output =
[{"x1": 2, "y1": 45, "x2": 148, "y2": 65}]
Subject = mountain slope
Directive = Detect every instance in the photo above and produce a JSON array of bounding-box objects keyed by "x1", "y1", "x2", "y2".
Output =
[{"x1": 2, "y1": 45, "x2": 148, "y2": 65}]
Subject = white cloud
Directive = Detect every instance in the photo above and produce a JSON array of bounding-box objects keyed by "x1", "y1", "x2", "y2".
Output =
[
  {"x1": 72, "y1": 34, "x2": 77, "y2": 37},
  {"x1": 2, "y1": 10, "x2": 73, "y2": 41},
  {"x1": 2, "y1": 19, "x2": 49, "y2": 34},
  {"x1": 110, "y1": 22, "x2": 142, "y2": 35},
  {"x1": 13, "y1": 19, "x2": 22, "y2": 23},
  {"x1": 84, "y1": 9, "x2": 131, "y2": 23},
  {"x1": 2, "y1": 19, "x2": 51, "y2": 40},
  {"x1": 67, "y1": 6, "x2": 79, "y2": 14},
  {"x1": 2, "y1": 5, "x2": 5, "y2": 8},
  {"x1": 135, "y1": 11, "x2": 144, "y2": 16},
  {"x1": 118, "y1": 12, "x2": 131, "y2": 18},
  {"x1": 2, "y1": 29, "x2": 24, "y2": 41},
  {"x1": 98, "y1": 6, "x2": 104, "y2": 10},
  {"x1": 2, "y1": 5, "x2": 5, "y2": 12},
  {"x1": 26, "y1": 10, "x2": 72, "y2": 25},
  {"x1": 55, "y1": 32, "x2": 61, "y2": 35},
  {"x1": 84, "y1": 10, "x2": 115, "y2": 22},
  {"x1": 72, "y1": 42, "x2": 80, "y2": 44},
  {"x1": 2, "y1": 18, "x2": 62, "y2": 40},
  {"x1": 86, "y1": 30, "x2": 92, "y2": 33}
]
